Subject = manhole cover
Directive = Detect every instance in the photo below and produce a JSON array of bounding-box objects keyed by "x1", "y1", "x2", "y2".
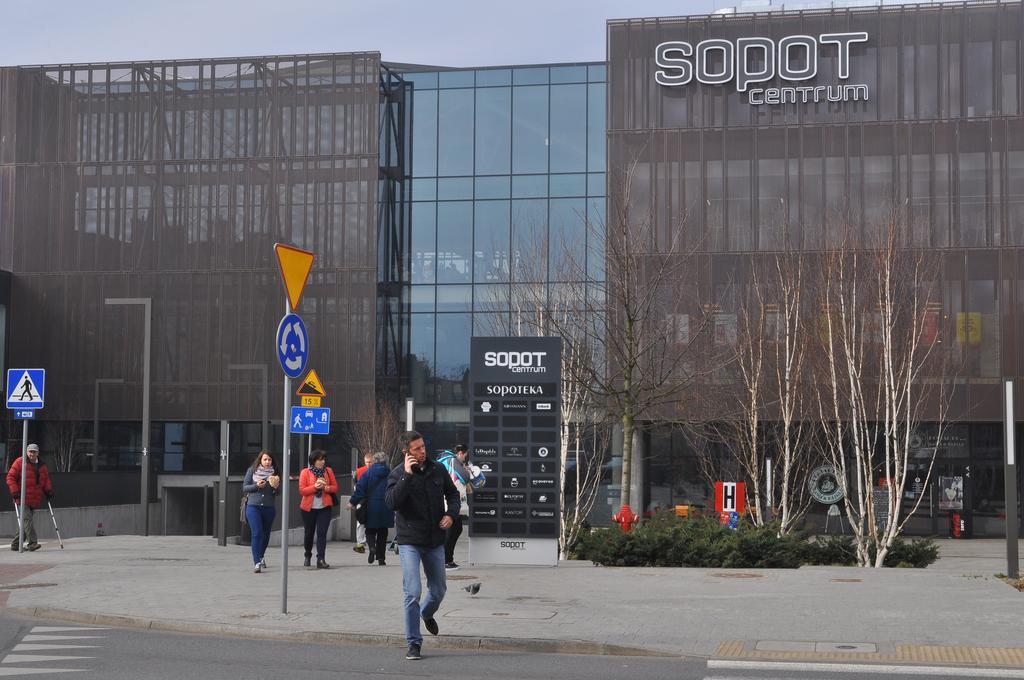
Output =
[
  {"x1": 831, "y1": 578, "x2": 862, "y2": 583},
  {"x1": 710, "y1": 572, "x2": 763, "y2": 579},
  {"x1": 446, "y1": 575, "x2": 478, "y2": 581}
]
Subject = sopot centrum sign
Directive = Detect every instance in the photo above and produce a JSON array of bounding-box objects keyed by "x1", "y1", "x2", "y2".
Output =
[{"x1": 654, "y1": 32, "x2": 870, "y2": 106}]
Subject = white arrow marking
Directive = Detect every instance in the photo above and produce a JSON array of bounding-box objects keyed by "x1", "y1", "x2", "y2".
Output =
[
  {"x1": 3, "y1": 655, "x2": 94, "y2": 663},
  {"x1": 11, "y1": 645, "x2": 98, "y2": 652},
  {"x1": 0, "y1": 668, "x2": 86, "y2": 676},
  {"x1": 293, "y1": 322, "x2": 306, "y2": 352}
]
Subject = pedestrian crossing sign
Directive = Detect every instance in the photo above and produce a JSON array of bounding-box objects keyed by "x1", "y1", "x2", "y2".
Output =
[{"x1": 6, "y1": 369, "x2": 45, "y2": 410}]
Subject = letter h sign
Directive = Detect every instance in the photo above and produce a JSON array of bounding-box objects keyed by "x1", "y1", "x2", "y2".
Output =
[{"x1": 714, "y1": 481, "x2": 747, "y2": 514}]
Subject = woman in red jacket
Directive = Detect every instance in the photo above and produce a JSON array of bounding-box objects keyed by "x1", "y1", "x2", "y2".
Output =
[{"x1": 299, "y1": 449, "x2": 338, "y2": 569}]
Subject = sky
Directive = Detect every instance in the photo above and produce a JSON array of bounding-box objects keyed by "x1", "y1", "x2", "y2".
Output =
[{"x1": 0, "y1": 0, "x2": 721, "y2": 67}]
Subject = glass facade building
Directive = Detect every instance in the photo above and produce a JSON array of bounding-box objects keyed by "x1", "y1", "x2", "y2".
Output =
[
  {"x1": 399, "y1": 64, "x2": 607, "y2": 447},
  {"x1": 609, "y1": 0, "x2": 1024, "y2": 536}
]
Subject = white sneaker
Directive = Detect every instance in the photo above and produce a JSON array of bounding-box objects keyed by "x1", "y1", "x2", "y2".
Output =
[
  {"x1": 260, "y1": 557, "x2": 267, "y2": 569},
  {"x1": 253, "y1": 563, "x2": 262, "y2": 573}
]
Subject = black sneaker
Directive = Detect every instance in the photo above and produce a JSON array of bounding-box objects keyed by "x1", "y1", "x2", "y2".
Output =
[
  {"x1": 423, "y1": 617, "x2": 439, "y2": 636},
  {"x1": 316, "y1": 559, "x2": 330, "y2": 569},
  {"x1": 303, "y1": 555, "x2": 311, "y2": 568},
  {"x1": 405, "y1": 643, "x2": 421, "y2": 660},
  {"x1": 368, "y1": 550, "x2": 375, "y2": 565},
  {"x1": 445, "y1": 562, "x2": 460, "y2": 571}
]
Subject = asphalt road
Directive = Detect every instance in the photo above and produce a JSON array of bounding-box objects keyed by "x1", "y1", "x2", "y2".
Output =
[{"x1": 0, "y1": 613, "x2": 1018, "y2": 680}]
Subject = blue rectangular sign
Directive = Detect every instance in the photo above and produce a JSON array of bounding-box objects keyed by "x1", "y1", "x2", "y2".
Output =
[
  {"x1": 6, "y1": 369, "x2": 45, "y2": 410},
  {"x1": 289, "y1": 406, "x2": 331, "y2": 435},
  {"x1": 12, "y1": 410, "x2": 35, "y2": 420}
]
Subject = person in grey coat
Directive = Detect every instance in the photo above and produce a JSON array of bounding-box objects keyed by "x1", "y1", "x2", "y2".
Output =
[{"x1": 242, "y1": 451, "x2": 280, "y2": 573}]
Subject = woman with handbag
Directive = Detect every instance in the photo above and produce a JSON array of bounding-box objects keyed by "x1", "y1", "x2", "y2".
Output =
[
  {"x1": 242, "y1": 451, "x2": 281, "y2": 573},
  {"x1": 299, "y1": 449, "x2": 339, "y2": 569},
  {"x1": 347, "y1": 451, "x2": 394, "y2": 566}
]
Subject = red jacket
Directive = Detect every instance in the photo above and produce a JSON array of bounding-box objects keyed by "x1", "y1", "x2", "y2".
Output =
[
  {"x1": 299, "y1": 467, "x2": 338, "y2": 512},
  {"x1": 6, "y1": 457, "x2": 53, "y2": 509}
]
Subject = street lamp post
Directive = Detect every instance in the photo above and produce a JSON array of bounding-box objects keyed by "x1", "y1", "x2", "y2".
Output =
[
  {"x1": 92, "y1": 378, "x2": 125, "y2": 473},
  {"x1": 105, "y1": 297, "x2": 152, "y2": 536}
]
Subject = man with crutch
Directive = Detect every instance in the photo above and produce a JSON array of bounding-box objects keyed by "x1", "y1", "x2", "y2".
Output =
[{"x1": 7, "y1": 444, "x2": 53, "y2": 552}]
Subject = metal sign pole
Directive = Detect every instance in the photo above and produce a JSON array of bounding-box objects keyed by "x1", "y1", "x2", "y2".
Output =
[
  {"x1": 1005, "y1": 379, "x2": 1020, "y2": 579},
  {"x1": 405, "y1": 397, "x2": 414, "y2": 431},
  {"x1": 18, "y1": 420, "x2": 27, "y2": 553},
  {"x1": 280, "y1": 299, "x2": 291, "y2": 615}
]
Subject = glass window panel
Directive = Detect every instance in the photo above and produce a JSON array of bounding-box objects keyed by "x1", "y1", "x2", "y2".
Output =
[
  {"x1": 966, "y1": 41, "x2": 994, "y2": 117},
  {"x1": 404, "y1": 72, "x2": 438, "y2": 88},
  {"x1": 550, "y1": 174, "x2": 587, "y2": 197},
  {"x1": 512, "y1": 86, "x2": 548, "y2": 174},
  {"x1": 437, "y1": 285, "x2": 473, "y2": 311},
  {"x1": 588, "y1": 84, "x2": 606, "y2": 173},
  {"x1": 959, "y1": 151, "x2": 987, "y2": 247},
  {"x1": 475, "y1": 176, "x2": 511, "y2": 199},
  {"x1": 1002, "y1": 40, "x2": 1019, "y2": 115},
  {"x1": 410, "y1": 285, "x2": 435, "y2": 312},
  {"x1": 437, "y1": 177, "x2": 473, "y2": 200},
  {"x1": 437, "y1": 89, "x2": 474, "y2": 176},
  {"x1": 412, "y1": 90, "x2": 438, "y2": 177},
  {"x1": 550, "y1": 198, "x2": 586, "y2": 281},
  {"x1": 411, "y1": 202, "x2": 436, "y2": 284},
  {"x1": 436, "y1": 201, "x2": 473, "y2": 283},
  {"x1": 474, "y1": 311, "x2": 510, "y2": 336},
  {"x1": 476, "y1": 69, "x2": 512, "y2": 87},
  {"x1": 587, "y1": 198, "x2": 605, "y2": 281},
  {"x1": 409, "y1": 313, "x2": 435, "y2": 404},
  {"x1": 512, "y1": 198, "x2": 548, "y2": 282},
  {"x1": 435, "y1": 313, "x2": 472, "y2": 405},
  {"x1": 550, "y1": 66, "x2": 588, "y2": 83},
  {"x1": 550, "y1": 84, "x2": 587, "y2": 173},
  {"x1": 587, "y1": 173, "x2": 605, "y2": 196},
  {"x1": 513, "y1": 67, "x2": 549, "y2": 85},
  {"x1": 439, "y1": 71, "x2": 475, "y2": 88},
  {"x1": 727, "y1": 160, "x2": 752, "y2": 251},
  {"x1": 412, "y1": 178, "x2": 436, "y2": 201},
  {"x1": 475, "y1": 87, "x2": 512, "y2": 174},
  {"x1": 474, "y1": 284, "x2": 510, "y2": 312},
  {"x1": 588, "y1": 64, "x2": 607, "y2": 82},
  {"x1": 474, "y1": 200, "x2": 510, "y2": 283},
  {"x1": 512, "y1": 174, "x2": 547, "y2": 198}
]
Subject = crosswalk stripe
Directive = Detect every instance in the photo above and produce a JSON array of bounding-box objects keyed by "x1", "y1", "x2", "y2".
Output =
[
  {"x1": 709, "y1": 660, "x2": 1024, "y2": 678},
  {"x1": 21, "y1": 635, "x2": 104, "y2": 642},
  {"x1": 2, "y1": 655, "x2": 95, "y2": 664},
  {"x1": 0, "y1": 669, "x2": 86, "y2": 676},
  {"x1": 11, "y1": 645, "x2": 98, "y2": 652},
  {"x1": 29, "y1": 628, "x2": 108, "y2": 633}
]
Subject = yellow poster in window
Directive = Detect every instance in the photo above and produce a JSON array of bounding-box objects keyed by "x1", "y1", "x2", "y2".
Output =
[{"x1": 955, "y1": 312, "x2": 981, "y2": 346}]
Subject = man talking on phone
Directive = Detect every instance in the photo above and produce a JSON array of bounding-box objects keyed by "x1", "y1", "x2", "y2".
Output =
[{"x1": 385, "y1": 430, "x2": 460, "y2": 661}]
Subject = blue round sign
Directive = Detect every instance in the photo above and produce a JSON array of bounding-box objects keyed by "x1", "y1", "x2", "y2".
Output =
[{"x1": 276, "y1": 313, "x2": 310, "y2": 379}]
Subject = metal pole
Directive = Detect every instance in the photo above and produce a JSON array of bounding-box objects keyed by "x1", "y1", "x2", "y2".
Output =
[
  {"x1": 261, "y1": 364, "x2": 269, "y2": 451},
  {"x1": 281, "y1": 300, "x2": 291, "y2": 614},
  {"x1": 307, "y1": 434, "x2": 312, "y2": 462},
  {"x1": 405, "y1": 397, "x2": 414, "y2": 431},
  {"x1": 218, "y1": 419, "x2": 229, "y2": 547},
  {"x1": 1005, "y1": 379, "x2": 1020, "y2": 579},
  {"x1": 18, "y1": 421, "x2": 27, "y2": 553},
  {"x1": 142, "y1": 298, "x2": 152, "y2": 537}
]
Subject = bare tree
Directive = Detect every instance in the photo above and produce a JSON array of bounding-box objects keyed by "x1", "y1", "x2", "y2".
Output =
[
  {"x1": 47, "y1": 420, "x2": 85, "y2": 472},
  {"x1": 815, "y1": 207, "x2": 950, "y2": 566},
  {"x1": 348, "y1": 398, "x2": 402, "y2": 466}
]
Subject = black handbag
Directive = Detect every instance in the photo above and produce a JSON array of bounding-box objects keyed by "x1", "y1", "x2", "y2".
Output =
[{"x1": 354, "y1": 502, "x2": 368, "y2": 524}]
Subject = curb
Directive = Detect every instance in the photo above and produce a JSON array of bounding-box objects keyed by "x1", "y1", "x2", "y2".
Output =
[{"x1": 4, "y1": 606, "x2": 682, "y2": 659}]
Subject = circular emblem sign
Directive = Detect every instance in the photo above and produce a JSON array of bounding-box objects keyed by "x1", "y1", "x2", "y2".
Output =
[{"x1": 808, "y1": 465, "x2": 844, "y2": 505}]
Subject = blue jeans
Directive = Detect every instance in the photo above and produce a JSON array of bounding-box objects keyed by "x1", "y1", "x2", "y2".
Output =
[
  {"x1": 246, "y1": 504, "x2": 275, "y2": 565},
  {"x1": 398, "y1": 543, "x2": 447, "y2": 645}
]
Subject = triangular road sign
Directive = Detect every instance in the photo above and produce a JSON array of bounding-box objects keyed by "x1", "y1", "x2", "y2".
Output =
[
  {"x1": 274, "y1": 243, "x2": 315, "y2": 310},
  {"x1": 296, "y1": 369, "x2": 327, "y2": 398}
]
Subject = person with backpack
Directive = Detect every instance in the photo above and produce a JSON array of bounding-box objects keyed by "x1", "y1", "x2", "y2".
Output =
[
  {"x1": 347, "y1": 451, "x2": 394, "y2": 566},
  {"x1": 436, "y1": 444, "x2": 473, "y2": 570},
  {"x1": 6, "y1": 444, "x2": 53, "y2": 552}
]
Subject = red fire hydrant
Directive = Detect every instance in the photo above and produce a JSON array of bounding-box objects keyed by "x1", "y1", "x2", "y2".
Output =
[{"x1": 612, "y1": 504, "x2": 639, "y2": 533}]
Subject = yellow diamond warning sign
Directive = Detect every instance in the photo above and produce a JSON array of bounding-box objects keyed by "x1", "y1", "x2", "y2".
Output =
[
  {"x1": 274, "y1": 243, "x2": 315, "y2": 311},
  {"x1": 296, "y1": 369, "x2": 327, "y2": 398}
]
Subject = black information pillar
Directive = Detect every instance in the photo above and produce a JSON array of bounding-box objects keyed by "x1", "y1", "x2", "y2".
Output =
[{"x1": 468, "y1": 336, "x2": 562, "y2": 541}]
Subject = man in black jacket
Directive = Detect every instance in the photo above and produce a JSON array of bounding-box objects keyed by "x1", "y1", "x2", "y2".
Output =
[{"x1": 385, "y1": 430, "x2": 460, "y2": 661}]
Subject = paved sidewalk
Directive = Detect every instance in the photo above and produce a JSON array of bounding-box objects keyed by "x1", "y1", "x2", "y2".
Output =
[{"x1": 0, "y1": 535, "x2": 1020, "y2": 661}]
